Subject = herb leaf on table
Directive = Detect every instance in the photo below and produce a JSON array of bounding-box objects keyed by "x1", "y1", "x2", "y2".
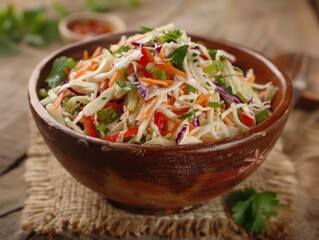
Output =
[{"x1": 227, "y1": 188, "x2": 279, "y2": 234}]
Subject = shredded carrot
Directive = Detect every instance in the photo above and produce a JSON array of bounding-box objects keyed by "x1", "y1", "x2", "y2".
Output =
[
  {"x1": 223, "y1": 116, "x2": 233, "y2": 126},
  {"x1": 89, "y1": 63, "x2": 99, "y2": 71},
  {"x1": 108, "y1": 71, "x2": 123, "y2": 87},
  {"x1": 99, "y1": 78, "x2": 110, "y2": 94},
  {"x1": 91, "y1": 47, "x2": 102, "y2": 58},
  {"x1": 189, "y1": 123, "x2": 196, "y2": 131},
  {"x1": 163, "y1": 120, "x2": 183, "y2": 138},
  {"x1": 154, "y1": 61, "x2": 187, "y2": 79},
  {"x1": 179, "y1": 88, "x2": 186, "y2": 96},
  {"x1": 53, "y1": 89, "x2": 67, "y2": 109},
  {"x1": 246, "y1": 74, "x2": 256, "y2": 83},
  {"x1": 195, "y1": 93, "x2": 211, "y2": 105},
  {"x1": 170, "y1": 107, "x2": 189, "y2": 115},
  {"x1": 139, "y1": 78, "x2": 173, "y2": 87},
  {"x1": 73, "y1": 62, "x2": 93, "y2": 78},
  {"x1": 136, "y1": 97, "x2": 156, "y2": 121},
  {"x1": 159, "y1": 47, "x2": 166, "y2": 59},
  {"x1": 83, "y1": 50, "x2": 89, "y2": 60}
]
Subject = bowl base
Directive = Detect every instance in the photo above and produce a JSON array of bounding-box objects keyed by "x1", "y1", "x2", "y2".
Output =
[{"x1": 108, "y1": 200, "x2": 205, "y2": 216}]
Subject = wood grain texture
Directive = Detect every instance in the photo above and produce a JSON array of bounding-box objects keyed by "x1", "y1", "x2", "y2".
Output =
[{"x1": 0, "y1": 0, "x2": 318, "y2": 239}]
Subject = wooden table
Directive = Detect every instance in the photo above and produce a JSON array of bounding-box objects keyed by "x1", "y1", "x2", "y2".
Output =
[{"x1": 0, "y1": 0, "x2": 318, "y2": 239}]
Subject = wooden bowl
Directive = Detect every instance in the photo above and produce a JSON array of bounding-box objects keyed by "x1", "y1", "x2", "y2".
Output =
[{"x1": 28, "y1": 32, "x2": 293, "y2": 215}]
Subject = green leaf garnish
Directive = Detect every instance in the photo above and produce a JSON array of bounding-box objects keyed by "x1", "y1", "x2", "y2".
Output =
[
  {"x1": 227, "y1": 188, "x2": 279, "y2": 234},
  {"x1": 208, "y1": 49, "x2": 217, "y2": 59},
  {"x1": 116, "y1": 45, "x2": 130, "y2": 55},
  {"x1": 167, "y1": 45, "x2": 188, "y2": 70},
  {"x1": 45, "y1": 57, "x2": 76, "y2": 88},
  {"x1": 162, "y1": 30, "x2": 183, "y2": 43},
  {"x1": 115, "y1": 80, "x2": 138, "y2": 90}
]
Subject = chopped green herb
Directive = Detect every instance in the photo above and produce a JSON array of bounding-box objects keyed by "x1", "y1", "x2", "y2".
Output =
[
  {"x1": 255, "y1": 110, "x2": 269, "y2": 124},
  {"x1": 192, "y1": 52, "x2": 198, "y2": 57},
  {"x1": 208, "y1": 102, "x2": 222, "y2": 108},
  {"x1": 205, "y1": 82, "x2": 211, "y2": 87},
  {"x1": 227, "y1": 188, "x2": 279, "y2": 234},
  {"x1": 115, "y1": 80, "x2": 138, "y2": 90},
  {"x1": 208, "y1": 49, "x2": 217, "y2": 59},
  {"x1": 116, "y1": 45, "x2": 130, "y2": 55},
  {"x1": 215, "y1": 75, "x2": 225, "y2": 86},
  {"x1": 193, "y1": 59, "x2": 199, "y2": 63},
  {"x1": 186, "y1": 85, "x2": 196, "y2": 93},
  {"x1": 162, "y1": 30, "x2": 183, "y2": 43},
  {"x1": 225, "y1": 86, "x2": 233, "y2": 94},
  {"x1": 45, "y1": 57, "x2": 76, "y2": 88},
  {"x1": 220, "y1": 55, "x2": 227, "y2": 60},
  {"x1": 167, "y1": 45, "x2": 188, "y2": 70}
]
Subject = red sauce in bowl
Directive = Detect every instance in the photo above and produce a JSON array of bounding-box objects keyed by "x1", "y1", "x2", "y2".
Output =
[{"x1": 67, "y1": 19, "x2": 112, "y2": 36}]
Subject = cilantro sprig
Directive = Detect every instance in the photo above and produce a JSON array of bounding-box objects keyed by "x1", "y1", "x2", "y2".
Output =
[
  {"x1": 162, "y1": 30, "x2": 183, "y2": 43},
  {"x1": 227, "y1": 188, "x2": 279, "y2": 234},
  {"x1": 167, "y1": 45, "x2": 188, "y2": 70},
  {"x1": 0, "y1": 4, "x2": 61, "y2": 55},
  {"x1": 45, "y1": 57, "x2": 76, "y2": 88}
]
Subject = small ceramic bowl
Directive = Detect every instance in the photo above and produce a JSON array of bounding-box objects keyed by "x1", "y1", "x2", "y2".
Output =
[
  {"x1": 28, "y1": 32, "x2": 293, "y2": 215},
  {"x1": 59, "y1": 12, "x2": 126, "y2": 43}
]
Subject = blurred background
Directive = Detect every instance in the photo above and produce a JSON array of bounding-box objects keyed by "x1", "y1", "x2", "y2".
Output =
[{"x1": 0, "y1": 0, "x2": 318, "y2": 239}]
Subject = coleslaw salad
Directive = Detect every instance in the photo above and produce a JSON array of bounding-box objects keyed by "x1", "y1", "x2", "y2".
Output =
[{"x1": 39, "y1": 23, "x2": 277, "y2": 145}]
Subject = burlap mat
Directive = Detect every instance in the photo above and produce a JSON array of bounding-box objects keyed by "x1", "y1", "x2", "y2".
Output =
[{"x1": 21, "y1": 122, "x2": 297, "y2": 239}]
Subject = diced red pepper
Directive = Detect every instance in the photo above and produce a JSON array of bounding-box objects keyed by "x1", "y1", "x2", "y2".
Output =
[
  {"x1": 82, "y1": 116, "x2": 98, "y2": 138},
  {"x1": 241, "y1": 112, "x2": 254, "y2": 127},
  {"x1": 105, "y1": 132, "x2": 120, "y2": 142},
  {"x1": 123, "y1": 127, "x2": 139, "y2": 140},
  {"x1": 154, "y1": 111, "x2": 167, "y2": 133},
  {"x1": 136, "y1": 47, "x2": 155, "y2": 67},
  {"x1": 105, "y1": 127, "x2": 139, "y2": 142}
]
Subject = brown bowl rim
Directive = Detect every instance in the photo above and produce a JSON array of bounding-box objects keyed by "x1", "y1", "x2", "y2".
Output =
[{"x1": 28, "y1": 31, "x2": 293, "y2": 151}]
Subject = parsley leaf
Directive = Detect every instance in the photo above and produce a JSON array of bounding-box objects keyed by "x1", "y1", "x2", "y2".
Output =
[
  {"x1": 45, "y1": 57, "x2": 76, "y2": 88},
  {"x1": 115, "y1": 80, "x2": 138, "y2": 90},
  {"x1": 227, "y1": 188, "x2": 279, "y2": 234},
  {"x1": 167, "y1": 45, "x2": 188, "y2": 70},
  {"x1": 116, "y1": 45, "x2": 130, "y2": 55},
  {"x1": 162, "y1": 30, "x2": 183, "y2": 43}
]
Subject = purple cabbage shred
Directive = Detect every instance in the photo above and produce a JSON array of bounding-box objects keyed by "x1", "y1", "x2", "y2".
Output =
[{"x1": 176, "y1": 124, "x2": 189, "y2": 145}]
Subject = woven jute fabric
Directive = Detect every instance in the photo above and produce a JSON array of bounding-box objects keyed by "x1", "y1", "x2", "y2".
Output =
[{"x1": 21, "y1": 122, "x2": 297, "y2": 239}]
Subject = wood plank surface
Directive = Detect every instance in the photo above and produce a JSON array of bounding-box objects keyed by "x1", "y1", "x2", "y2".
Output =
[{"x1": 0, "y1": 0, "x2": 318, "y2": 239}]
